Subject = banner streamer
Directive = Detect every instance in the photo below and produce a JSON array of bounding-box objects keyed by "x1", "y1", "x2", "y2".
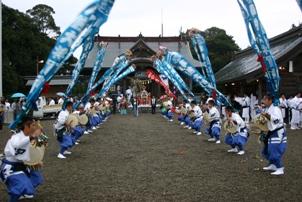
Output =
[
  {"x1": 163, "y1": 51, "x2": 231, "y2": 106},
  {"x1": 153, "y1": 59, "x2": 189, "y2": 100},
  {"x1": 87, "y1": 42, "x2": 107, "y2": 91},
  {"x1": 65, "y1": 35, "x2": 94, "y2": 98},
  {"x1": 297, "y1": 0, "x2": 302, "y2": 11},
  {"x1": 97, "y1": 56, "x2": 130, "y2": 98},
  {"x1": 238, "y1": 0, "x2": 280, "y2": 105},
  {"x1": 146, "y1": 69, "x2": 176, "y2": 99},
  {"x1": 189, "y1": 30, "x2": 216, "y2": 88}
]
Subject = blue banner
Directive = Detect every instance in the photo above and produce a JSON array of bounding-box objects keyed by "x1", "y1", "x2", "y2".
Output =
[
  {"x1": 97, "y1": 58, "x2": 130, "y2": 98},
  {"x1": 297, "y1": 0, "x2": 302, "y2": 11},
  {"x1": 153, "y1": 59, "x2": 189, "y2": 100},
  {"x1": 163, "y1": 51, "x2": 231, "y2": 106},
  {"x1": 65, "y1": 35, "x2": 94, "y2": 97},
  {"x1": 238, "y1": 0, "x2": 280, "y2": 105},
  {"x1": 87, "y1": 42, "x2": 107, "y2": 90},
  {"x1": 79, "y1": 54, "x2": 127, "y2": 104},
  {"x1": 99, "y1": 65, "x2": 136, "y2": 97},
  {"x1": 9, "y1": 0, "x2": 115, "y2": 129},
  {"x1": 162, "y1": 60, "x2": 194, "y2": 97},
  {"x1": 189, "y1": 30, "x2": 216, "y2": 88}
]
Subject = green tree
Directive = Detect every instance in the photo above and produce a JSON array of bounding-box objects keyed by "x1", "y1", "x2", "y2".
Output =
[
  {"x1": 204, "y1": 27, "x2": 240, "y2": 72},
  {"x1": 26, "y1": 4, "x2": 60, "y2": 37}
]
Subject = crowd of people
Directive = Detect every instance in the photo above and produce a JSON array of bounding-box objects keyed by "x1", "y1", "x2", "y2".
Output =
[
  {"x1": 0, "y1": 90, "x2": 299, "y2": 200},
  {"x1": 0, "y1": 96, "x2": 113, "y2": 201},
  {"x1": 160, "y1": 93, "x2": 287, "y2": 177}
]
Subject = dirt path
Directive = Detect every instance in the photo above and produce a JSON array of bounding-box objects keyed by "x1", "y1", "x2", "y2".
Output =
[{"x1": 1, "y1": 114, "x2": 302, "y2": 201}]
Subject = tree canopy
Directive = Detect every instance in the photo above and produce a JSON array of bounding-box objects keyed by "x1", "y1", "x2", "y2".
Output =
[
  {"x1": 26, "y1": 4, "x2": 60, "y2": 37},
  {"x1": 2, "y1": 4, "x2": 76, "y2": 97},
  {"x1": 204, "y1": 27, "x2": 240, "y2": 73}
]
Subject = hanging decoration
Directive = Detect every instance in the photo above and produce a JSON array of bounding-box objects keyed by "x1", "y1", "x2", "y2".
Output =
[{"x1": 238, "y1": 0, "x2": 280, "y2": 105}]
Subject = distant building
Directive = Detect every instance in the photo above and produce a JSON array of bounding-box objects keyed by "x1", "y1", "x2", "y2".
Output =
[
  {"x1": 216, "y1": 25, "x2": 302, "y2": 98},
  {"x1": 84, "y1": 34, "x2": 200, "y2": 97}
]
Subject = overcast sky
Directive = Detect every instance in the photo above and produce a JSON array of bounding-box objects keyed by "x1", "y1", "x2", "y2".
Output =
[{"x1": 3, "y1": 0, "x2": 302, "y2": 49}]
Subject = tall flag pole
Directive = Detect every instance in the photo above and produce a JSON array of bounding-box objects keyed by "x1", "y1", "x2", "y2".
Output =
[{"x1": 238, "y1": 0, "x2": 280, "y2": 105}]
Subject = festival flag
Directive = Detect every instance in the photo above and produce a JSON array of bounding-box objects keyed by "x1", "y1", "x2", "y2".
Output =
[
  {"x1": 238, "y1": 0, "x2": 280, "y2": 105},
  {"x1": 9, "y1": 0, "x2": 115, "y2": 129},
  {"x1": 189, "y1": 30, "x2": 216, "y2": 88},
  {"x1": 153, "y1": 59, "x2": 189, "y2": 100},
  {"x1": 146, "y1": 69, "x2": 176, "y2": 99},
  {"x1": 297, "y1": 0, "x2": 302, "y2": 12},
  {"x1": 163, "y1": 51, "x2": 231, "y2": 106}
]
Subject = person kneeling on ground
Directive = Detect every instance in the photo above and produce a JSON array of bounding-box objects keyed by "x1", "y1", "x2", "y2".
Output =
[
  {"x1": 224, "y1": 106, "x2": 249, "y2": 155},
  {"x1": 0, "y1": 117, "x2": 44, "y2": 201},
  {"x1": 206, "y1": 99, "x2": 221, "y2": 144}
]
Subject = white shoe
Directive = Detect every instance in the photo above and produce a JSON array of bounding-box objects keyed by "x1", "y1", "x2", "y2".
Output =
[
  {"x1": 96, "y1": 126, "x2": 100, "y2": 129},
  {"x1": 271, "y1": 167, "x2": 284, "y2": 176},
  {"x1": 184, "y1": 126, "x2": 189, "y2": 129},
  {"x1": 92, "y1": 127, "x2": 97, "y2": 130},
  {"x1": 196, "y1": 132, "x2": 202, "y2": 136},
  {"x1": 57, "y1": 153, "x2": 66, "y2": 159},
  {"x1": 169, "y1": 119, "x2": 173, "y2": 122},
  {"x1": 188, "y1": 127, "x2": 192, "y2": 130},
  {"x1": 88, "y1": 130, "x2": 93, "y2": 133},
  {"x1": 193, "y1": 131, "x2": 197, "y2": 134},
  {"x1": 84, "y1": 131, "x2": 89, "y2": 135},
  {"x1": 263, "y1": 164, "x2": 277, "y2": 171},
  {"x1": 227, "y1": 148, "x2": 238, "y2": 153},
  {"x1": 63, "y1": 151, "x2": 72, "y2": 155},
  {"x1": 75, "y1": 142, "x2": 80, "y2": 145},
  {"x1": 208, "y1": 138, "x2": 216, "y2": 142},
  {"x1": 19, "y1": 195, "x2": 34, "y2": 200},
  {"x1": 290, "y1": 127, "x2": 297, "y2": 130},
  {"x1": 237, "y1": 150, "x2": 245, "y2": 155},
  {"x1": 180, "y1": 122, "x2": 185, "y2": 126},
  {"x1": 215, "y1": 140, "x2": 221, "y2": 144}
]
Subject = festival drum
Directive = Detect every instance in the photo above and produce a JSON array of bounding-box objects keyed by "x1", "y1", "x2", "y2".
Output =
[
  {"x1": 66, "y1": 114, "x2": 79, "y2": 128},
  {"x1": 223, "y1": 120, "x2": 237, "y2": 134},
  {"x1": 203, "y1": 112, "x2": 211, "y2": 125},
  {"x1": 79, "y1": 114, "x2": 89, "y2": 126},
  {"x1": 250, "y1": 114, "x2": 269, "y2": 134},
  {"x1": 24, "y1": 134, "x2": 48, "y2": 170}
]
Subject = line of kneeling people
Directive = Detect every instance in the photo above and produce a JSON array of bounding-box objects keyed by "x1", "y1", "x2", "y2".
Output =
[
  {"x1": 160, "y1": 95, "x2": 287, "y2": 176},
  {"x1": 54, "y1": 98, "x2": 112, "y2": 159},
  {"x1": 0, "y1": 98, "x2": 112, "y2": 201}
]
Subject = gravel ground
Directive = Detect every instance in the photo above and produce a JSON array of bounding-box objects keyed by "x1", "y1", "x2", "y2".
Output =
[{"x1": 0, "y1": 113, "x2": 302, "y2": 202}]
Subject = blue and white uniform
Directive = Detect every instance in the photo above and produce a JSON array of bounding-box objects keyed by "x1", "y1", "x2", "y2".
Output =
[
  {"x1": 262, "y1": 104, "x2": 287, "y2": 169},
  {"x1": 224, "y1": 113, "x2": 249, "y2": 151},
  {"x1": 191, "y1": 105, "x2": 203, "y2": 132},
  {"x1": 0, "y1": 131, "x2": 43, "y2": 201},
  {"x1": 207, "y1": 107, "x2": 221, "y2": 140},
  {"x1": 54, "y1": 110, "x2": 73, "y2": 155}
]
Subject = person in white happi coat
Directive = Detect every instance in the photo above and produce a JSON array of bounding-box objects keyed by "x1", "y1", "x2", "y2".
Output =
[
  {"x1": 241, "y1": 94, "x2": 251, "y2": 124},
  {"x1": 279, "y1": 94, "x2": 288, "y2": 123},
  {"x1": 189, "y1": 101, "x2": 203, "y2": 136},
  {"x1": 0, "y1": 117, "x2": 44, "y2": 200},
  {"x1": 224, "y1": 106, "x2": 249, "y2": 155},
  {"x1": 261, "y1": 94, "x2": 287, "y2": 176},
  {"x1": 125, "y1": 87, "x2": 133, "y2": 103},
  {"x1": 250, "y1": 93, "x2": 258, "y2": 119},
  {"x1": 54, "y1": 101, "x2": 74, "y2": 159},
  {"x1": 289, "y1": 93, "x2": 301, "y2": 130},
  {"x1": 206, "y1": 100, "x2": 221, "y2": 144}
]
